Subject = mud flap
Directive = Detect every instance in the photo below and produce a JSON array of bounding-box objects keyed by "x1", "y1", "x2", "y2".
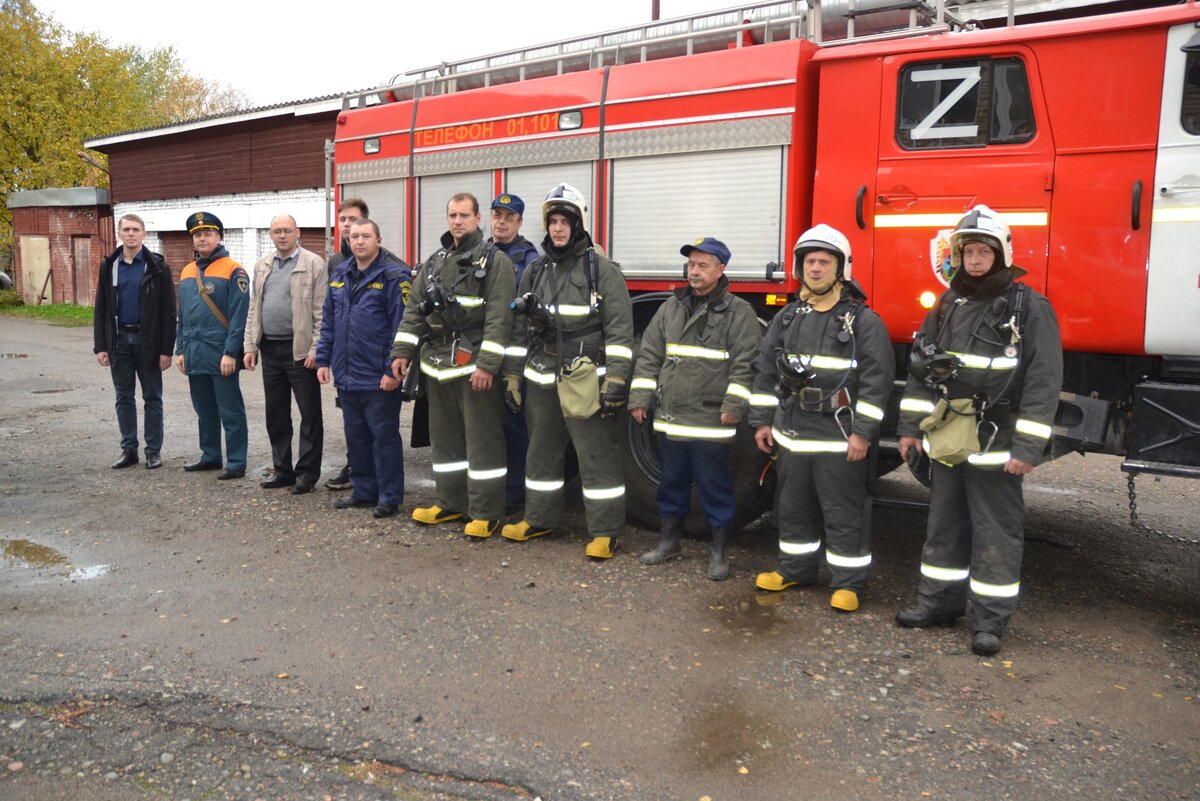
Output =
[{"x1": 1122, "y1": 381, "x2": 1200, "y2": 479}]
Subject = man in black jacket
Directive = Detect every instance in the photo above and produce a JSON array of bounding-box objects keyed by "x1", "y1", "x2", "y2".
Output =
[{"x1": 93, "y1": 213, "x2": 177, "y2": 470}]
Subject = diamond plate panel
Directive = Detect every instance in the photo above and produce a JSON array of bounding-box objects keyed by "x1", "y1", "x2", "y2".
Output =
[
  {"x1": 415, "y1": 135, "x2": 599, "y2": 176},
  {"x1": 338, "y1": 157, "x2": 409, "y2": 183},
  {"x1": 606, "y1": 116, "x2": 792, "y2": 159}
]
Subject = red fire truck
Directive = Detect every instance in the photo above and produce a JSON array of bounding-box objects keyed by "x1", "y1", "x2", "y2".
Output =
[{"x1": 330, "y1": 0, "x2": 1200, "y2": 528}]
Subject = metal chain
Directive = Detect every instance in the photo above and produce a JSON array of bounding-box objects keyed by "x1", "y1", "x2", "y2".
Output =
[{"x1": 1126, "y1": 472, "x2": 1200, "y2": 545}]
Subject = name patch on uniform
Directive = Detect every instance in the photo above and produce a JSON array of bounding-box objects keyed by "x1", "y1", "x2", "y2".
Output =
[
  {"x1": 330, "y1": 281, "x2": 345, "y2": 288},
  {"x1": 367, "y1": 282, "x2": 384, "y2": 290}
]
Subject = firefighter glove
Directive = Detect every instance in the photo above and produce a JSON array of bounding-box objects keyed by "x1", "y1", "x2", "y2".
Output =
[
  {"x1": 600, "y1": 376, "x2": 628, "y2": 419},
  {"x1": 503, "y1": 374, "x2": 523, "y2": 414}
]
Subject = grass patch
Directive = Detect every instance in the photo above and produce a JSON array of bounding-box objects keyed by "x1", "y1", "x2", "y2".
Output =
[{"x1": 0, "y1": 291, "x2": 93, "y2": 326}]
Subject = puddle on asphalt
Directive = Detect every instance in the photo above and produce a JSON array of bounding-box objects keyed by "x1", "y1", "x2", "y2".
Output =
[
  {"x1": 681, "y1": 694, "x2": 788, "y2": 772},
  {"x1": 709, "y1": 594, "x2": 789, "y2": 638},
  {"x1": 0, "y1": 353, "x2": 29, "y2": 359},
  {"x1": 1, "y1": 539, "x2": 110, "y2": 582}
]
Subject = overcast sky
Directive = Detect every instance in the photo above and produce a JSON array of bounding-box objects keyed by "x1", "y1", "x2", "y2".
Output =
[{"x1": 41, "y1": 0, "x2": 736, "y2": 106}]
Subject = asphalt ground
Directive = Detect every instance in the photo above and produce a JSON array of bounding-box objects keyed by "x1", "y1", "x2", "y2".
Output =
[{"x1": 1, "y1": 316, "x2": 1198, "y2": 801}]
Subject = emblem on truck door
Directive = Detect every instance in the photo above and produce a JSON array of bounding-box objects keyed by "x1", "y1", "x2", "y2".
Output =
[{"x1": 929, "y1": 230, "x2": 954, "y2": 287}]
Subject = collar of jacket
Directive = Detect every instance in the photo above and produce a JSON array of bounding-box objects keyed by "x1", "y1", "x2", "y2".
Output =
[
  {"x1": 951, "y1": 265, "x2": 1018, "y2": 299},
  {"x1": 674, "y1": 274, "x2": 731, "y2": 311},
  {"x1": 196, "y1": 246, "x2": 230, "y2": 269},
  {"x1": 344, "y1": 251, "x2": 394, "y2": 282},
  {"x1": 441, "y1": 228, "x2": 484, "y2": 254},
  {"x1": 258, "y1": 247, "x2": 315, "y2": 275},
  {"x1": 542, "y1": 230, "x2": 594, "y2": 262},
  {"x1": 106, "y1": 245, "x2": 161, "y2": 272},
  {"x1": 492, "y1": 235, "x2": 536, "y2": 259}
]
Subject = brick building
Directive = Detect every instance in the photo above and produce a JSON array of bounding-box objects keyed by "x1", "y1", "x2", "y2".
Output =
[
  {"x1": 6, "y1": 188, "x2": 113, "y2": 305},
  {"x1": 83, "y1": 95, "x2": 342, "y2": 285}
]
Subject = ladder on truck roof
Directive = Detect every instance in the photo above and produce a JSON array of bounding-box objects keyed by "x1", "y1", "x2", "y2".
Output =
[{"x1": 340, "y1": 0, "x2": 954, "y2": 109}]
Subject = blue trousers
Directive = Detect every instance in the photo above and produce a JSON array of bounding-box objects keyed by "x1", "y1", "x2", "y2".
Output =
[
  {"x1": 341, "y1": 389, "x2": 404, "y2": 506},
  {"x1": 188, "y1": 373, "x2": 247, "y2": 471},
  {"x1": 111, "y1": 331, "x2": 163, "y2": 454},
  {"x1": 656, "y1": 437, "x2": 735, "y2": 528},
  {"x1": 504, "y1": 404, "x2": 528, "y2": 505}
]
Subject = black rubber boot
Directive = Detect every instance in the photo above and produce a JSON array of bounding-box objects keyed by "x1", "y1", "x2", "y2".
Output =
[
  {"x1": 707, "y1": 525, "x2": 731, "y2": 581},
  {"x1": 895, "y1": 605, "x2": 962, "y2": 628},
  {"x1": 640, "y1": 517, "x2": 684, "y2": 565}
]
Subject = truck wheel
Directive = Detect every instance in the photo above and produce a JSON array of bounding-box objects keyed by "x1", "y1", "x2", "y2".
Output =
[
  {"x1": 620, "y1": 291, "x2": 775, "y2": 535},
  {"x1": 619, "y1": 412, "x2": 774, "y2": 535}
]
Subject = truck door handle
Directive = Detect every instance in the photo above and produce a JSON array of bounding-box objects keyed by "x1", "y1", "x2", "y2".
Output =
[
  {"x1": 1159, "y1": 183, "x2": 1200, "y2": 195},
  {"x1": 877, "y1": 192, "x2": 917, "y2": 205},
  {"x1": 1132, "y1": 180, "x2": 1142, "y2": 231},
  {"x1": 856, "y1": 185, "x2": 867, "y2": 229}
]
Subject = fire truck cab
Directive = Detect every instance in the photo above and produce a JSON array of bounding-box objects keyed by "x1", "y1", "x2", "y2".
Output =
[{"x1": 331, "y1": 0, "x2": 1200, "y2": 529}]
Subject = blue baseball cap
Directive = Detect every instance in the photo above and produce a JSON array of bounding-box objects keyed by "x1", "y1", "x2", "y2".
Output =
[
  {"x1": 491, "y1": 193, "x2": 525, "y2": 216},
  {"x1": 680, "y1": 236, "x2": 731, "y2": 265}
]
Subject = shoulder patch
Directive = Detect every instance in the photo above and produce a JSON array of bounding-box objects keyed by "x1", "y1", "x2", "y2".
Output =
[
  {"x1": 236, "y1": 273, "x2": 249, "y2": 294},
  {"x1": 401, "y1": 281, "x2": 412, "y2": 305}
]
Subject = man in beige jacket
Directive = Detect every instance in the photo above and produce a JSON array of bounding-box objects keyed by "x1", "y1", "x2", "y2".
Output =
[{"x1": 243, "y1": 214, "x2": 329, "y2": 493}]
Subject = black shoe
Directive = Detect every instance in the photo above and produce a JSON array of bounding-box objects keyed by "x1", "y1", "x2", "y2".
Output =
[
  {"x1": 895, "y1": 607, "x2": 961, "y2": 628},
  {"x1": 145, "y1": 453, "x2": 162, "y2": 470},
  {"x1": 261, "y1": 472, "x2": 296, "y2": 489},
  {"x1": 325, "y1": 465, "x2": 352, "y2": 491},
  {"x1": 335, "y1": 496, "x2": 377, "y2": 510},
  {"x1": 217, "y1": 468, "x2": 246, "y2": 480},
  {"x1": 291, "y1": 479, "x2": 315, "y2": 495},
  {"x1": 372, "y1": 503, "x2": 399, "y2": 518},
  {"x1": 972, "y1": 631, "x2": 1002, "y2": 656},
  {"x1": 184, "y1": 459, "x2": 222, "y2": 472},
  {"x1": 111, "y1": 450, "x2": 138, "y2": 469}
]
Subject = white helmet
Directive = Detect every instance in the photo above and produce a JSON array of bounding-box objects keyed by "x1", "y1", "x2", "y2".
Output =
[
  {"x1": 793, "y1": 224, "x2": 852, "y2": 281},
  {"x1": 949, "y1": 204, "x2": 1012, "y2": 273},
  {"x1": 542, "y1": 183, "x2": 589, "y2": 232}
]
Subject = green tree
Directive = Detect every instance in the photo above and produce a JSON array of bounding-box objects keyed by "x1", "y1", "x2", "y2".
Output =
[{"x1": 0, "y1": 0, "x2": 248, "y2": 263}]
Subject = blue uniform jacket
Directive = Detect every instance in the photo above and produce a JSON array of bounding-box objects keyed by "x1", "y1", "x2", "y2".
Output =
[
  {"x1": 492, "y1": 235, "x2": 540, "y2": 286},
  {"x1": 176, "y1": 247, "x2": 250, "y2": 375},
  {"x1": 316, "y1": 252, "x2": 412, "y2": 391}
]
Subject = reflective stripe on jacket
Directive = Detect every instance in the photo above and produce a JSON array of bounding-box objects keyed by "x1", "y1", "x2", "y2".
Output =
[
  {"x1": 502, "y1": 234, "x2": 634, "y2": 384},
  {"x1": 628, "y1": 277, "x2": 760, "y2": 441},
  {"x1": 391, "y1": 228, "x2": 515, "y2": 381},
  {"x1": 896, "y1": 270, "x2": 1062, "y2": 466},
  {"x1": 748, "y1": 289, "x2": 894, "y2": 445}
]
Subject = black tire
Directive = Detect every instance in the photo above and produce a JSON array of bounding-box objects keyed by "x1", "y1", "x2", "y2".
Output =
[
  {"x1": 620, "y1": 411, "x2": 773, "y2": 535},
  {"x1": 619, "y1": 292, "x2": 774, "y2": 535}
]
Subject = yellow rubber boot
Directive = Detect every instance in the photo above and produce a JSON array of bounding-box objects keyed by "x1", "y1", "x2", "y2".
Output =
[
  {"x1": 585, "y1": 536, "x2": 617, "y2": 559},
  {"x1": 412, "y1": 505, "x2": 465, "y2": 525},
  {"x1": 830, "y1": 588, "x2": 860, "y2": 612},
  {"x1": 464, "y1": 519, "x2": 499, "y2": 539},
  {"x1": 755, "y1": 571, "x2": 799, "y2": 592},
  {"x1": 501, "y1": 520, "x2": 554, "y2": 542}
]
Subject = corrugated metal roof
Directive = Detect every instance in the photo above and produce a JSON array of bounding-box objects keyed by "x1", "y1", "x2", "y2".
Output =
[{"x1": 84, "y1": 90, "x2": 366, "y2": 150}]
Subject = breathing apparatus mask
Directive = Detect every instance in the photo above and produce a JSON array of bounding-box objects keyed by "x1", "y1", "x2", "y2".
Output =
[
  {"x1": 909, "y1": 332, "x2": 960, "y2": 391},
  {"x1": 417, "y1": 279, "x2": 455, "y2": 316},
  {"x1": 511, "y1": 292, "x2": 552, "y2": 331},
  {"x1": 774, "y1": 352, "x2": 818, "y2": 400}
]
